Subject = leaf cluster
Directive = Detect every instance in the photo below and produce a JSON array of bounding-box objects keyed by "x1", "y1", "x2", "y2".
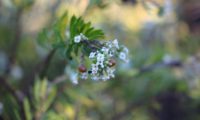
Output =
[
  {"x1": 38, "y1": 13, "x2": 105, "y2": 60},
  {"x1": 66, "y1": 16, "x2": 105, "y2": 59}
]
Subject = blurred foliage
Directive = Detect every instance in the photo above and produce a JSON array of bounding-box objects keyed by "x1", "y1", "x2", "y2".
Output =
[{"x1": 0, "y1": 0, "x2": 200, "y2": 120}]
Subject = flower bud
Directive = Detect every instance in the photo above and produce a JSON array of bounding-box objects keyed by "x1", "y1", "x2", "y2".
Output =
[
  {"x1": 78, "y1": 64, "x2": 87, "y2": 73},
  {"x1": 108, "y1": 59, "x2": 116, "y2": 67}
]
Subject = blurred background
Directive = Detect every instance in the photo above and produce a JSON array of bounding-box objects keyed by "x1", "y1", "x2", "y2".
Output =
[{"x1": 1, "y1": 0, "x2": 200, "y2": 120}]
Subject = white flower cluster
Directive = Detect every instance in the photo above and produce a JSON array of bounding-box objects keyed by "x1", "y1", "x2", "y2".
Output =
[
  {"x1": 79, "y1": 39, "x2": 129, "y2": 81},
  {"x1": 74, "y1": 33, "x2": 88, "y2": 43}
]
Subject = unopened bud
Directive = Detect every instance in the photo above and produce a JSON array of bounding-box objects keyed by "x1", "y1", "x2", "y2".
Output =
[
  {"x1": 108, "y1": 59, "x2": 116, "y2": 67},
  {"x1": 78, "y1": 64, "x2": 87, "y2": 73}
]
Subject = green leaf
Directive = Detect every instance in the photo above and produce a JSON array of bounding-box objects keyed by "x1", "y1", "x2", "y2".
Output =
[
  {"x1": 37, "y1": 12, "x2": 68, "y2": 50},
  {"x1": 87, "y1": 29, "x2": 104, "y2": 40},
  {"x1": 33, "y1": 80, "x2": 40, "y2": 105},
  {"x1": 69, "y1": 15, "x2": 105, "y2": 40},
  {"x1": 54, "y1": 12, "x2": 68, "y2": 31},
  {"x1": 14, "y1": 109, "x2": 21, "y2": 120},
  {"x1": 65, "y1": 44, "x2": 73, "y2": 59},
  {"x1": 80, "y1": 22, "x2": 90, "y2": 32},
  {"x1": 3, "y1": 95, "x2": 21, "y2": 120},
  {"x1": 38, "y1": 28, "x2": 48, "y2": 47},
  {"x1": 73, "y1": 44, "x2": 79, "y2": 55},
  {"x1": 70, "y1": 15, "x2": 77, "y2": 39},
  {"x1": 52, "y1": 28, "x2": 66, "y2": 49},
  {"x1": 85, "y1": 27, "x2": 95, "y2": 35},
  {"x1": 43, "y1": 86, "x2": 57, "y2": 112},
  {"x1": 40, "y1": 79, "x2": 48, "y2": 99},
  {"x1": 23, "y1": 98, "x2": 32, "y2": 120}
]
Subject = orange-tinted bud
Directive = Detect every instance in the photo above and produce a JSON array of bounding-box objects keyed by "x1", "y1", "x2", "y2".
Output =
[
  {"x1": 78, "y1": 64, "x2": 87, "y2": 73},
  {"x1": 108, "y1": 59, "x2": 116, "y2": 67}
]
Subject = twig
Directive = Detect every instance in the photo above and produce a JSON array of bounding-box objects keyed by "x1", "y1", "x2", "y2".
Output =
[
  {"x1": 138, "y1": 60, "x2": 182, "y2": 75},
  {"x1": 52, "y1": 74, "x2": 67, "y2": 84},
  {"x1": 5, "y1": 9, "x2": 23, "y2": 75},
  {"x1": 81, "y1": 39, "x2": 103, "y2": 51},
  {"x1": 0, "y1": 76, "x2": 24, "y2": 103}
]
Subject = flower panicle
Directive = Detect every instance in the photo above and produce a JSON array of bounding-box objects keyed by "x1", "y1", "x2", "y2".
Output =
[{"x1": 67, "y1": 33, "x2": 129, "y2": 84}]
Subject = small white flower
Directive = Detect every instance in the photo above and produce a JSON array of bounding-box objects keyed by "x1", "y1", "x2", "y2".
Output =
[
  {"x1": 102, "y1": 75, "x2": 110, "y2": 81},
  {"x1": 65, "y1": 66, "x2": 78, "y2": 85},
  {"x1": 106, "y1": 41, "x2": 113, "y2": 48},
  {"x1": 107, "y1": 68, "x2": 115, "y2": 78},
  {"x1": 92, "y1": 64, "x2": 98, "y2": 69},
  {"x1": 119, "y1": 52, "x2": 129, "y2": 63},
  {"x1": 100, "y1": 63, "x2": 104, "y2": 68},
  {"x1": 80, "y1": 33, "x2": 88, "y2": 40},
  {"x1": 91, "y1": 64, "x2": 98, "y2": 74},
  {"x1": 71, "y1": 73, "x2": 78, "y2": 85},
  {"x1": 74, "y1": 35, "x2": 81, "y2": 43},
  {"x1": 97, "y1": 61, "x2": 104, "y2": 68},
  {"x1": 101, "y1": 47, "x2": 109, "y2": 54},
  {"x1": 81, "y1": 72, "x2": 88, "y2": 79},
  {"x1": 113, "y1": 39, "x2": 119, "y2": 49},
  {"x1": 119, "y1": 52, "x2": 126, "y2": 60},
  {"x1": 97, "y1": 53, "x2": 105, "y2": 62},
  {"x1": 71, "y1": 74, "x2": 78, "y2": 85},
  {"x1": 123, "y1": 47, "x2": 129, "y2": 53},
  {"x1": 89, "y1": 52, "x2": 96, "y2": 59},
  {"x1": 91, "y1": 76, "x2": 99, "y2": 81},
  {"x1": 108, "y1": 51, "x2": 114, "y2": 57}
]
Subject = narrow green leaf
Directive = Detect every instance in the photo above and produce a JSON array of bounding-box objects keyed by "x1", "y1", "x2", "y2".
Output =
[
  {"x1": 85, "y1": 27, "x2": 95, "y2": 35},
  {"x1": 33, "y1": 80, "x2": 40, "y2": 105},
  {"x1": 40, "y1": 79, "x2": 48, "y2": 99},
  {"x1": 82, "y1": 22, "x2": 92, "y2": 33},
  {"x1": 43, "y1": 87, "x2": 57, "y2": 112},
  {"x1": 38, "y1": 28, "x2": 48, "y2": 46},
  {"x1": 65, "y1": 44, "x2": 73, "y2": 59},
  {"x1": 73, "y1": 44, "x2": 79, "y2": 55},
  {"x1": 14, "y1": 109, "x2": 21, "y2": 120},
  {"x1": 23, "y1": 98, "x2": 32, "y2": 120},
  {"x1": 87, "y1": 29, "x2": 104, "y2": 40},
  {"x1": 70, "y1": 15, "x2": 76, "y2": 39}
]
